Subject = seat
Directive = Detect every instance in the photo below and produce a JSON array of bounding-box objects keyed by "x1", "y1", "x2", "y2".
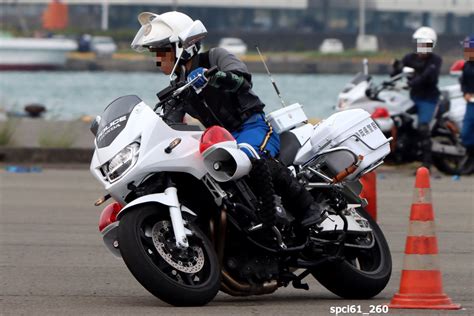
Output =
[{"x1": 277, "y1": 131, "x2": 302, "y2": 166}]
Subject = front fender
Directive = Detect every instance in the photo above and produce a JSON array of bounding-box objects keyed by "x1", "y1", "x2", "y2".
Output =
[
  {"x1": 116, "y1": 192, "x2": 197, "y2": 220},
  {"x1": 103, "y1": 192, "x2": 197, "y2": 258}
]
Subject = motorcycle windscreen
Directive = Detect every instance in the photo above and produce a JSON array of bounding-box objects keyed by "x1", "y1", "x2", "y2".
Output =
[{"x1": 96, "y1": 95, "x2": 142, "y2": 148}]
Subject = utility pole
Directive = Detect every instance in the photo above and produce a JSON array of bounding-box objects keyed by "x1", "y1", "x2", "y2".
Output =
[
  {"x1": 358, "y1": 0, "x2": 365, "y2": 37},
  {"x1": 101, "y1": 0, "x2": 109, "y2": 31},
  {"x1": 356, "y1": 0, "x2": 377, "y2": 52},
  {"x1": 12, "y1": 0, "x2": 30, "y2": 34}
]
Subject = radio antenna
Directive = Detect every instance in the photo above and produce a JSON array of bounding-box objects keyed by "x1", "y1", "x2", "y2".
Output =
[{"x1": 255, "y1": 45, "x2": 286, "y2": 108}]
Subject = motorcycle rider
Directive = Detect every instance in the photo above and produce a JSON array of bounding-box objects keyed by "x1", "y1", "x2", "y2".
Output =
[
  {"x1": 460, "y1": 35, "x2": 474, "y2": 174},
  {"x1": 392, "y1": 27, "x2": 442, "y2": 170},
  {"x1": 131, "y1": 11, "x2": 325, "y2": 228}
]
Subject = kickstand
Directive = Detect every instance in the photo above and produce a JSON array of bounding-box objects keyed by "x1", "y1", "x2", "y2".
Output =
[{"x1": 292, "y1": 269, "x2": 311, "y2": 290}]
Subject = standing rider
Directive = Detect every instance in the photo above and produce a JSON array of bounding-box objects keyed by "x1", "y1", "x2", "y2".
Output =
[
  {"x1": 460, "y1": 35, "x2": 474, "y2": 174},
  {"x1": 131, "y1": 11, "x2": 325, "y2": 228},
  {"x1": 392, "y1": 27, "x2": 442, "y2": 170}
]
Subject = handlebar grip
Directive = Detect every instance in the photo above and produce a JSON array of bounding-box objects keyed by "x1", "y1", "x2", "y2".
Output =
[{"x1": 204, "y1": 66, "x2": 219, "y2": 79}]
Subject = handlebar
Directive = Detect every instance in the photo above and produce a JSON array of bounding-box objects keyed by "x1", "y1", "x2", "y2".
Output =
[
  {"x1": 172, "y1": 66, "x2": 218, "y2": 96},
  {"x1": 204, "y1": 65, "x2": 219, "y2": 78},
  {"x1": 366, "y1": 71, "x2": 409, "y2": 100},
  {"x1": 154, "y1": 66, "x2": 219, "y2": 111}
]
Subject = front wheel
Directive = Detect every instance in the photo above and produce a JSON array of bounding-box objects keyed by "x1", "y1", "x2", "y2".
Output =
[
  {"x1": 118, "y1": 204, "x2": 220, "y2": 306},
  {"x1": 312, "y1": 207, "x2": 392, "y2": 299}
]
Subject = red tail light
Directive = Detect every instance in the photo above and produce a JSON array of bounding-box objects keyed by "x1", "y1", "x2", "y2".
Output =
[
  {"x1": 98, "y1": 202, "x2": 122, "y2": 232},
  {"x1": 199, "y1": 125, "x2": 235, "y2": 153},
  {"x1": 372, "y1": 107, "x2": 390, "y2": 119},
  {"x1": 449, "y1": 59, "x2": 465, "y2": 75}
]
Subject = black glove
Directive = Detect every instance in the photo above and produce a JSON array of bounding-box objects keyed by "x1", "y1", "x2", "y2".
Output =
[{"x1": 391, "y1": 59, "x2": 402, "y2": 77}]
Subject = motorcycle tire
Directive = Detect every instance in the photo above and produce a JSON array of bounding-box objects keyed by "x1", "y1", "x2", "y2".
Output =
[
  {"x1": 432, "y1": 137, "x2": 465, "y2": 175},
  {"x1": 311, "y1": 207, "x2": 391, "y2": 299},
  {"x1": 118, "y1": 204, "x2": 220, "y2": 306}
]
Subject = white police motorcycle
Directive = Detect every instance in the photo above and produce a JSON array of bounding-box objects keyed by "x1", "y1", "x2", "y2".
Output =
[
  {"x1": 89, "y1": 26, "x2": 392, "y2": 306},
  {"x1": 336, "y1": 60, "x2": 467, "y2": 174}
]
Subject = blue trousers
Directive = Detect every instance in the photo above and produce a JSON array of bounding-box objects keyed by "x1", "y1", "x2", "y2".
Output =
[
  {"x1": 412, "y1": 97, "x2": 438, "y2": 125},
  {"x1": 461, "y1": 102, "x2": 474, "y2": 147},
  {"x1": 231, "y1": 112, "x2": 280, "y2": 158}
]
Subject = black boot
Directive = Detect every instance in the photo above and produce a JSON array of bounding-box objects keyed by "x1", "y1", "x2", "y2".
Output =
[
  {"x1": 300, "y1": 203, "x2": 325, "y2": 228},
  {"x1": 265, "y1": 159, "x2": 325, "y2": 228},
  {"x1": 248, "y1": 159, "x2": 277, "y2": 226},
  {"x1": 418, "y1": 123, "x2": 433, "y2": 169}
]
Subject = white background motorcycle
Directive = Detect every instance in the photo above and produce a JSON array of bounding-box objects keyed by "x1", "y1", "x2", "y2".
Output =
[
  {"x1": 336, "y1": 60, "x2": 466, "y2": 131},
  {"x1": 336, "y1": 60, "x2": 467, "y2": 174},
  {"x1": 90, "y1": 26, "x2": 393, "y2": 306}
]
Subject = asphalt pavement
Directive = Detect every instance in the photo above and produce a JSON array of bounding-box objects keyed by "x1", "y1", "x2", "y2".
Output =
[{"x1": 1, "y1": 166, "x2": 473, "y2": 316}]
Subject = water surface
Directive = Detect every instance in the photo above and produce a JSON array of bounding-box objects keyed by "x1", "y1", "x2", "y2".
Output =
[{"x1": 0, "y1": 71, "x2": 459, "y2": 120}]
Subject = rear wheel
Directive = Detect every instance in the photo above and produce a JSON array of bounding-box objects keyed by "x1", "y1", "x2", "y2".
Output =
[
  {"x1": 432, "y1": 136, "x2": 465, "y2": 175},
  {"x1": 118, "y1": 204, "x2": 220, "y2": 306},
  {"x1": 312, "y1": 207, "x2": 391, "y2": 299}
]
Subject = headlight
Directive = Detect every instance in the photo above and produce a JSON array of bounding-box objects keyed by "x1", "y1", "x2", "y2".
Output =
[{"x1": 103, "y1": 142, "x2": 140, "y2": 182}]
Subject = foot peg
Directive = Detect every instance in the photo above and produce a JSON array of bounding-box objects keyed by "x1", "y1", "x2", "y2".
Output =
[
  {"x1": 292, "y1": 269, "x2": 311, "y2": 290},
  {"x1": 292, "y1": 279, "x2": 309, "y2": 290}
]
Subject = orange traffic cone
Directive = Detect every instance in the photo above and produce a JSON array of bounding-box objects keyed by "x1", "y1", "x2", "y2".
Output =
[
  {"x1": 360, "y1": 172, "x2": 377, "y2": 221},
  {"x1": 389, "y1": 167, "x2": 461, "y2": 310}
]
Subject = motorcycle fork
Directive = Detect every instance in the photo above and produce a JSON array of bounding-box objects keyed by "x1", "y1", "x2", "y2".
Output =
[
  {"x1": 389, "y1": 125, "x2": 397, "y2": 153},
  {"x1": 164, "y1": 186, "x2": 190, "y2": 248}
]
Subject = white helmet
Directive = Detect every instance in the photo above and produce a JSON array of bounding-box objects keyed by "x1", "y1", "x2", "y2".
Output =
[
  {"x1": 131, "y1": 11, "x2": 207, "y2": 63},
  {"x1": 412, "y1": 26, "x2": 437, "y2": 48}
]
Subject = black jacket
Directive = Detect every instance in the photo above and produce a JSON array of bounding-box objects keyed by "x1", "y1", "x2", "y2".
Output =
[
  {"x1": 397, "y1": 53, "x2": 443, "y2": 100},
  {"x1": 165, "y1": 48, "x2": 265, "y2": 132},
  {"x1": 461, "y1": 61, "x2": 474, "y2": 94}
]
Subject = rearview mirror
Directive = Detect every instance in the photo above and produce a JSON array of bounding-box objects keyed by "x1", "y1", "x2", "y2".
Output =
[
  {"x1": 178, "y1": 20, "x2": 207, "y2": 49},
  {"x1": 90, "y1": 115, "x2": 101, "y2": 136}
]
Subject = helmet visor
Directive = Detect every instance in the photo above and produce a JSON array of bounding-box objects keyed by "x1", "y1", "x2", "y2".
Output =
[{"x1": 131, "y1": 25, "x2": 149, "y2": 52}]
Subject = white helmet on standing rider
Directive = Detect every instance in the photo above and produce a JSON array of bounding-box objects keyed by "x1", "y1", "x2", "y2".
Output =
[{"x1": 412, "y1": 26, "x2": 437, "y2": 53}]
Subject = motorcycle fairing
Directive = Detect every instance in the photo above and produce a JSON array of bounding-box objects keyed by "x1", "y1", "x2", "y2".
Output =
[{"x1": 91, "y1": 99, "x2": 207, "y2": 205}]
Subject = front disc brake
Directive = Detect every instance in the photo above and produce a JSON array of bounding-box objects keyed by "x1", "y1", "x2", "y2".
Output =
[{"x1": 151, "y1": 221, "x2": 205, "y2": 273}]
